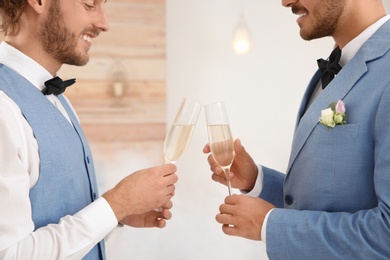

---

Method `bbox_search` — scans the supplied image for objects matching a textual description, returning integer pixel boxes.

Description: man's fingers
[221,224,240,237]
[161,200,173,210]
[203,143,211,153]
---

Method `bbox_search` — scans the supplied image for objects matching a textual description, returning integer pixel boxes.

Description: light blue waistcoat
[0,64,105,259]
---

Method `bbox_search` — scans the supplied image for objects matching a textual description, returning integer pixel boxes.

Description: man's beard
[39,0,89,66]
[298,0,345,41]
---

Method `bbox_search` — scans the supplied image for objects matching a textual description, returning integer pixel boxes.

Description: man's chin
[64,56,89,66]
[299,31,326,41]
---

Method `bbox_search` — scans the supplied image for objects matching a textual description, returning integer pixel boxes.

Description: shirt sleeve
[261,209,273,243]
[0,92,37,251]
[0,198,118,260]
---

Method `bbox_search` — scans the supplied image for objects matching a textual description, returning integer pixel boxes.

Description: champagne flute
[205,102,235,195]
[164,98,201,163]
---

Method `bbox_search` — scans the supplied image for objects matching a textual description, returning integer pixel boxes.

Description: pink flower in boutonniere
[319,100,347,128]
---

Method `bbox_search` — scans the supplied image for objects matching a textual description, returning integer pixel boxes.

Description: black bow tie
[42,76,76,95]
[317,47,342,89]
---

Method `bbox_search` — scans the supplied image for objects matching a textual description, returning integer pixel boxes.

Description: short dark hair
[0,0,27,35]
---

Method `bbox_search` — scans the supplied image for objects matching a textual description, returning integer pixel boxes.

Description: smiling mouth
[81,34,94,44]
[292,5,308,19]
[297,12,308,18]
[294,10,308,25]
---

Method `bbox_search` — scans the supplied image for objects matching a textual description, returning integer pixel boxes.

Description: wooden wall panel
[59,58,165,80]
[0,0,166,142]
[69,0,166,142]
[66,80,165,99]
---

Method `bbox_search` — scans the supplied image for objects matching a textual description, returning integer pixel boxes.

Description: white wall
[164,1,390,260]
[167,0,333,259]
[165,1,333,259]
[106,1,390,259]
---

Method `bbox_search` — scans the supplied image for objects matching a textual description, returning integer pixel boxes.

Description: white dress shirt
[0,41,118,259]
[247,15,390,243]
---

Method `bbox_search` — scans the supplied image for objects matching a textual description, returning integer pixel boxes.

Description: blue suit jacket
[260,20,390,259]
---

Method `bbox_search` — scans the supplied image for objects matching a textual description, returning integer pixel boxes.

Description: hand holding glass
[205,102,235,195]
[164,98,201,163]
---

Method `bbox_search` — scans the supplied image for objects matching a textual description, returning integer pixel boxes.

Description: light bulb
[113,81,125,97]
[232,13,253,55]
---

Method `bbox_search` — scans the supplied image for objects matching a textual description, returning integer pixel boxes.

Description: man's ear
[26,0,46,14]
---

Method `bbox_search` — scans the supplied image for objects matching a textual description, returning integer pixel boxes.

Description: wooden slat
[106,2,165,24]
[110,0,165,5]
[81,122,165,142]
[58,57,165,80]
[95,23,165,48]
[72,98,165,123]
[65,80,165,99]
[89,45,164,59]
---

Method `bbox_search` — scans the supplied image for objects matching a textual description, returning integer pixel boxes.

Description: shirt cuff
[73,197,118,242]
[240,164,264,197]
[261,208,273,243]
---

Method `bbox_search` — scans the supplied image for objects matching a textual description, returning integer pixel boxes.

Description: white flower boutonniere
[319,100,347,128]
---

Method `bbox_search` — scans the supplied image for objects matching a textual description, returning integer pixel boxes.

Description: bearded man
[0,1,178,259]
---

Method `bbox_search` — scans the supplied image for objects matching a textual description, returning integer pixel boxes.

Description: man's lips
[81,34,93,45]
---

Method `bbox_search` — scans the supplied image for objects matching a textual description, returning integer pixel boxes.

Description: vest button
[86,156,90,163]
[285,194,294,205]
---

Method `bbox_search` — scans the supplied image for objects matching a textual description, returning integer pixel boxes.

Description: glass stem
[224,168,232,195]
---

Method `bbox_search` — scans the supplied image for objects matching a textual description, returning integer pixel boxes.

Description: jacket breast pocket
[314,122,359,140]
[308,123,367,175]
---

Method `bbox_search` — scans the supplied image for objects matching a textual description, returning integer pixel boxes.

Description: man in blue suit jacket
[205,0,390,259]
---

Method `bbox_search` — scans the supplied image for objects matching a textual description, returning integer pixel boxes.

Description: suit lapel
[287,20,390,173]
[294,70,321,130]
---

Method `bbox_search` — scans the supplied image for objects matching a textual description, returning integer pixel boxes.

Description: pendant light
[232,2,253,55]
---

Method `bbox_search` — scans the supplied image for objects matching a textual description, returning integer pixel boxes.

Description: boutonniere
[319,100,347,128]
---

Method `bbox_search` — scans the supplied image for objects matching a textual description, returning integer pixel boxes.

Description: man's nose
[281,0,298,8]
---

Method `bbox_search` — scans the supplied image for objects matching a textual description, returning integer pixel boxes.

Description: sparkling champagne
[164,124,195,163]
[207,124,234,168]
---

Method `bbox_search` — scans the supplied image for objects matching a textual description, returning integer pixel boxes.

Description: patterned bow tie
[317,47,342,89]
[42,76,76,95]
